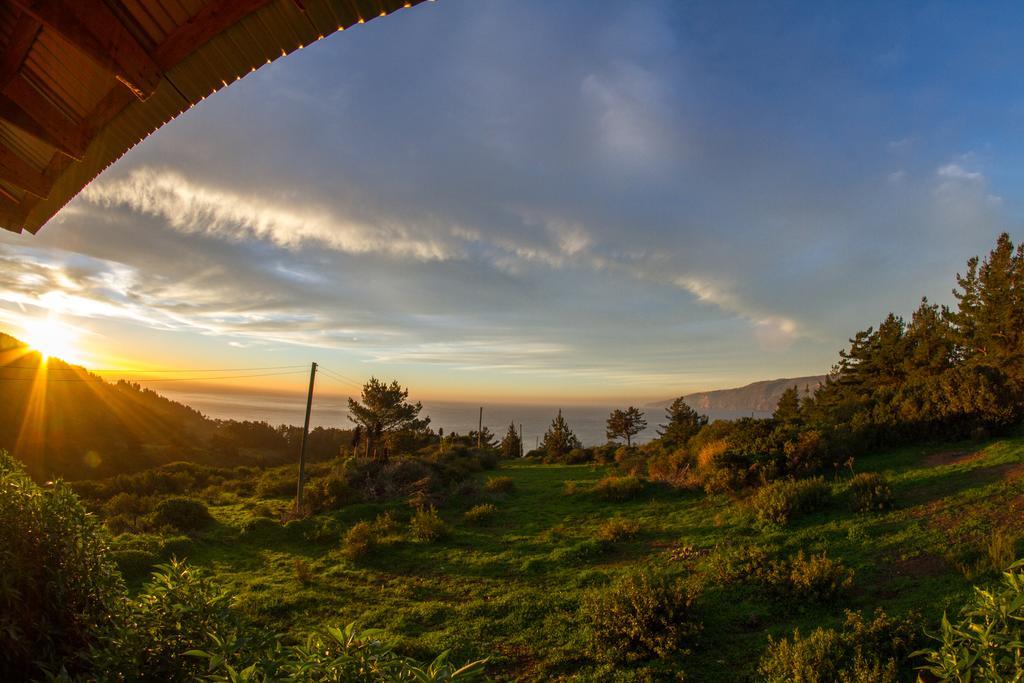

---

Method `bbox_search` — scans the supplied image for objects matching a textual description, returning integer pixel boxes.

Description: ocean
[158,388,769,448]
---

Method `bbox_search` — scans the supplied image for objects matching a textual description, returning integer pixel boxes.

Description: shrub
[752,477,830,526]
[342,521,378,560]
[111,548,158,580]
[760,609,920,683]
[696,439,730,472]
[240,515,278,536]
[584,567,702,663]
[410,506,450,542]
[303,472,350,513]
[104,492,155,529]
[464,503,498,525]
[593,475,644,502]
[770,551,854,602]
[597,517,641,543]
[255,468,297,498]
[849,472,893,512]
[647,450,702,490]
[563,480,581,496]
[702,466,745,495]
[783,429,827,475]
[88,561,250,680]
[483,476,515,494]
[550,539,608,565]
[0,453,125,679]
[916,559,1024,680]
[160,535,194,560]
[374,510,399,534]
[151,497,213,532]
[707,544,773,585]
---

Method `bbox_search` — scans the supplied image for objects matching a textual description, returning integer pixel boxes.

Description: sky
[0,0,1022,404]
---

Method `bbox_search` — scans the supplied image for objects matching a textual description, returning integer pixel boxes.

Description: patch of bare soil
[892,553,950,579]
[870,553,951,599]
[922,449,985,467]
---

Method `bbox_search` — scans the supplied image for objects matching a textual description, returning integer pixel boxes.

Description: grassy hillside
[99,435,1024,681]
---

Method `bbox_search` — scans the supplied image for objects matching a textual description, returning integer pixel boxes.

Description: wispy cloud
[83,168,457,262]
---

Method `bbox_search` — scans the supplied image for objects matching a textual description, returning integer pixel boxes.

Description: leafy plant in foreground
[915,558,1024,681]
[0,452,124,680]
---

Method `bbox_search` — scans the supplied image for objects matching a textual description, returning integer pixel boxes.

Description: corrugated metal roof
[0,0,428,234]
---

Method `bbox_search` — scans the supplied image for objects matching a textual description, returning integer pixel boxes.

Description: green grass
[124,437,1024,681]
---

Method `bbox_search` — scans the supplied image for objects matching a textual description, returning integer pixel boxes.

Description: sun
[21,316,82,363]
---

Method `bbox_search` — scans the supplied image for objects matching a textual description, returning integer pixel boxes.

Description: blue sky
[0,0,1021,403]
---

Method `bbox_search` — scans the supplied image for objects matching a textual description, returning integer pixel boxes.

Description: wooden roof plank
[0,14,40,86]
[0,89,84,159]
[155,0,277,69]
[3,75,86,157]
[12,0,163,98]
[0,144,51,197]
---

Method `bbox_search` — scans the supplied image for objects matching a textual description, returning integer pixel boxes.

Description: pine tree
[606,407,647,447]
[540,410,581,459]
[500,422,521,459]
[657,398,708,450]
[773,386,801,424]
[951,233,1024,383]
[347,378,428,459]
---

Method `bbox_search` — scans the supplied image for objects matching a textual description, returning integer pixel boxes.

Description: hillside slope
[650,374,827,413]
[0,332,217,480]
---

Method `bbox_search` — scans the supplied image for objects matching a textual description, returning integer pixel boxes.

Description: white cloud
[82,168,457,262]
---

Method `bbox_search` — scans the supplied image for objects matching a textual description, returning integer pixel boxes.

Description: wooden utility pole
[518,423,523,458]
[295,361,317,514]
[477,406,483,448]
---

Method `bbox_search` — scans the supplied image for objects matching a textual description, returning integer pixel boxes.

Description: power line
[0,369,308,383]
[0,364,308,373]
[317,366,363,389]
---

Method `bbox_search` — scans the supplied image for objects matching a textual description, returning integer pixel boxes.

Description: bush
[916,559,1024,680]
[303,472,350,513]
[584,567,702,663]
[702,466,745,495]
[88,560,251,680]
[770,551,854,602]
[374,510,399,534]
[0,453,125,679]
[707,544,773,585]
[760,609,920,683]
[483,476,515,494]
[240,515,278,536]
[111,548,158,580]
[410,506,450,542]
[464,503,498,525]
[256,468,298,498]
[343,521,378,560]
[593,475,644,502]
[752,477,830,526]
[848,472,893,512]
[151,497,213,532]
[597,517,641,542]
